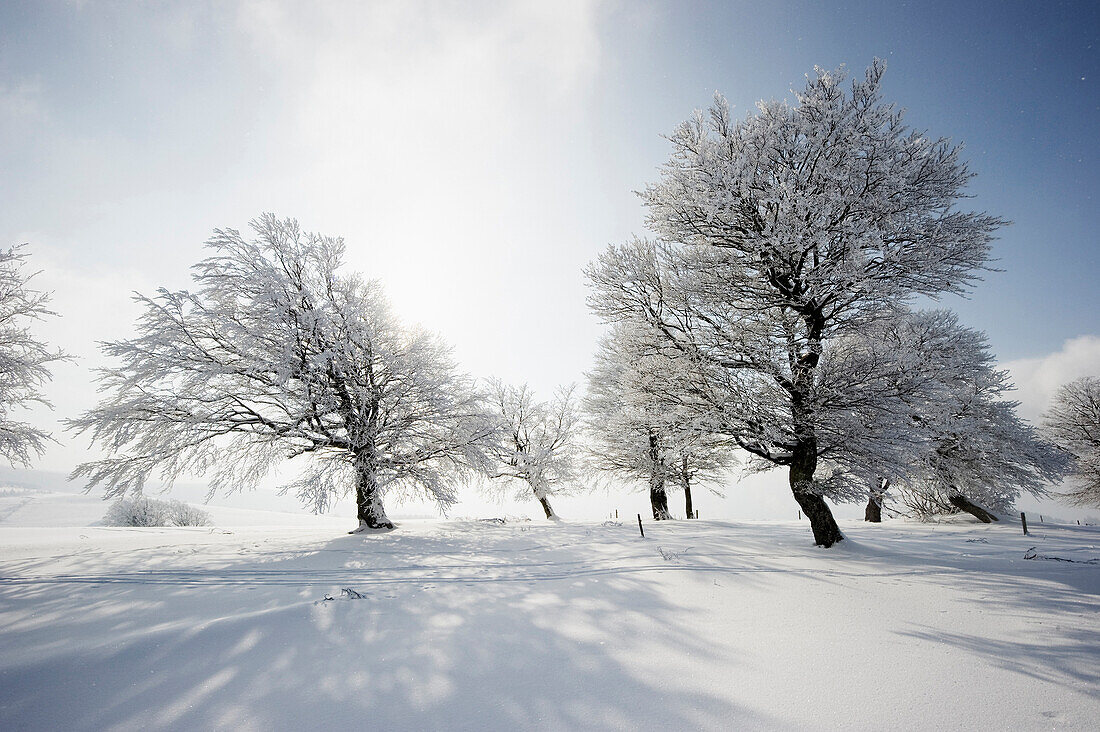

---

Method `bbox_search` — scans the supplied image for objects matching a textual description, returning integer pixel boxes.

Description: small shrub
[103,496,212,527]
[165,500,213,527]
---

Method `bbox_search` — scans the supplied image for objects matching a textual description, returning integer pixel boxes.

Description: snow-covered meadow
[1,486,1097,730]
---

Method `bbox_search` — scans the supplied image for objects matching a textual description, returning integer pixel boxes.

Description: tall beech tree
[589,62,1002,546]
[864,310,1067,522]
[584,321,728,520]
[69,215,495,531]
[584,325,675,520]
[486,380,581,520]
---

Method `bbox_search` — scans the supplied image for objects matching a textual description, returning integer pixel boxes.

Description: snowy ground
[1,488,1098,730]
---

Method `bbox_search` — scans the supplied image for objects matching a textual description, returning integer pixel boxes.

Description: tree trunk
[789,441,843,547]
[526,477,560,521]
[536,493,559,521]
[532,484,563,519]
[947,494,999,523]
[864,495,882,523]
[650,479,671,520]
[351,454,394,531]
[682,455,694,518]
[648,431,671,520]
[791,489,843,547]
[785,324,842,547]
[865,478,888,523]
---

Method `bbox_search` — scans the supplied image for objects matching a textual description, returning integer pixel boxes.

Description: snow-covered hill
[1,509,1097,730]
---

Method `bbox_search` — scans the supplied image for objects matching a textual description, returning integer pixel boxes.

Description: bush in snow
[103,496,211,527]
[165,499,213,526]
[859,309,1067,523]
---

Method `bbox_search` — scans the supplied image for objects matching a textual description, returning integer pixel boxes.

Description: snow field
[1,510,1098,731]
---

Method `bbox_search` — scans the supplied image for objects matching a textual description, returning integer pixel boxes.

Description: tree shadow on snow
[835,521,1100,700]
[0,521,776,730]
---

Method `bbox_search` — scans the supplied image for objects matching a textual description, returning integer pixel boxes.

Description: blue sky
[1,1,1098,518]
[596,0,1099,360]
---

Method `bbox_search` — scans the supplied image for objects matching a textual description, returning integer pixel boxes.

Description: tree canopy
[0,245,66,466]
[589,61,1004,545]
[1044,376,1100,507]
[486,380,581,520]
[69,215,495,529]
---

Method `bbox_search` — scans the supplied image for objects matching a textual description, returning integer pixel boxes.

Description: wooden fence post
[637,514,645,538]
[1021,512,1029,535]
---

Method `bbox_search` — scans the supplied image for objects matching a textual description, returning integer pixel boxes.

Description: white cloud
[1004,335,1100,423]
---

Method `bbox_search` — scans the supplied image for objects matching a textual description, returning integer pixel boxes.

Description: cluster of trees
[583,320,733,520]
[585,62,1074,545]
[3,62,1099,545]
[102,495,212,528]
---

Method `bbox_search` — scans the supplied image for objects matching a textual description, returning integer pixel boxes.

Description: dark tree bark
[649,431,672,520]
[650,480,671,520]
[864,496,882,523]
[865,478,888,523]
[787,355,844,547]
[681,455,695,518]
[352,456,395,531]
[789,441,844,547]
[536,494,558,520]
[948,493,999,523]
[791,486,843,547]
[778,314,843,547]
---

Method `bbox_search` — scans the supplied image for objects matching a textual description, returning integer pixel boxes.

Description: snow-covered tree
[667,436,734,519]
[873,310,1067,521]
[589,61,1003,546]
[584,319,729,520]
[102,496,212,527]
[584,324,676,519]
[0,245,66,466]
[1043,376,1100,507]
[69,214,495,531]
[485,380,581,520]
